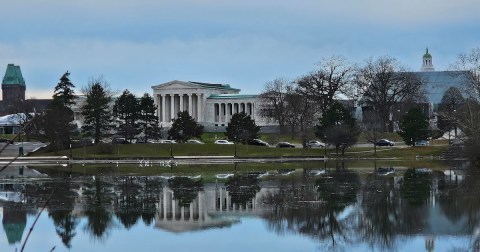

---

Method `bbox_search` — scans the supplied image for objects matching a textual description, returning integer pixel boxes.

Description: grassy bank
[34,158,451,182]
[32,141,449,160]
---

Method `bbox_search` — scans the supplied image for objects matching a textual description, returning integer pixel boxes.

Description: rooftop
[207,94,258,99]
[2,64,25,86]
[414,71,471,104]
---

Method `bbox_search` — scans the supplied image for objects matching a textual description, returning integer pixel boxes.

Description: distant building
[151,80,269,131]
[421,48,435,72]
[0,64,51,116]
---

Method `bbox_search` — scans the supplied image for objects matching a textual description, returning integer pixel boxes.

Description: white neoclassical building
[152,80,267,130]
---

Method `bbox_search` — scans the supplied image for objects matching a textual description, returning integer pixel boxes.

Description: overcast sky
[1,0,479,99]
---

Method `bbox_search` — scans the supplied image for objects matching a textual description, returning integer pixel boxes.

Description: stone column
[188,93,193,116]
[180,94,184,112]
[251,103,255,119]
[197,93,202,122]
[170,94,175,120]
[161,94,166,122]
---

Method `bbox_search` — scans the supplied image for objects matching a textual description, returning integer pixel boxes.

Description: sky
[1,0,480,99]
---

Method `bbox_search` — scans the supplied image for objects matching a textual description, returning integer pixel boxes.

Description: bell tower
[421,48,435,72]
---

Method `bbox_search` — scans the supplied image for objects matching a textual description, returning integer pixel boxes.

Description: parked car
[415,140,429,146]
[159,139,177,144]
[187,139,205,144]
[214,139,234,145]
[375,139,395,146]
[112,137,128,144]
[248,139,269,146]
[305,140,325,148]
[276,142,295,148]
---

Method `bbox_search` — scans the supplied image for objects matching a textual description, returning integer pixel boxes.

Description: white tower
[421,48,435,72]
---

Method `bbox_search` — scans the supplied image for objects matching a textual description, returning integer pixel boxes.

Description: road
[0,141,47,157]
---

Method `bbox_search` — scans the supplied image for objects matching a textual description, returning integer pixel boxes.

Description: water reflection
[1,162,480,251]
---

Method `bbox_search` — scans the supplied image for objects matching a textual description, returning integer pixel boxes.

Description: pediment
[152,80,197,91]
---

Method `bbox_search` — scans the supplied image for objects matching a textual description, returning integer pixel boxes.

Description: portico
[155,93,203,123]
[152,80,267,129]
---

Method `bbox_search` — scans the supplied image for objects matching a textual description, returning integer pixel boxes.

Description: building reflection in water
[0,162,480,251]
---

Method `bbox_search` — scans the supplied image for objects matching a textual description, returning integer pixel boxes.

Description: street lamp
[453,109,457,139]
[234,135,237,158]
[324,134,327,159]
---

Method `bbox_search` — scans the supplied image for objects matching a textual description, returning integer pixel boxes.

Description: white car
[306,140,325,148]
[214,139,234,145]
[187,139,205,144]
[159,139,177,144]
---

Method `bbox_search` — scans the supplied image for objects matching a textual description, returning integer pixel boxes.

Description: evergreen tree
[168,111,204,142]
[52,71,77,107]
[114,90,139,142]
[225,112,261,144]
[139,93,159,141]
[315,102,360,154]
[81,80,112,144]
[398,107,430,146]
[43,71,77,151]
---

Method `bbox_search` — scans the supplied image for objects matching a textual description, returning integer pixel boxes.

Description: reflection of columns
[170,94,175,120]
[163,189,167,220]
[226,191,230,212]
[189,203,193,221]
[219,188,223,210]
[161,94,166,122]
[172,198,176,219]
[198,192,203,221]
[188,94,193,116]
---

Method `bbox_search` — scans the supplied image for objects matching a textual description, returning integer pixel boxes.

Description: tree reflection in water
[261,162,360,250]
[168,177,203,207]
[47,179,80,249]
[83,177,115,240]
[360,169,400,250]
[4,162,480,251]
[225,174,260,207]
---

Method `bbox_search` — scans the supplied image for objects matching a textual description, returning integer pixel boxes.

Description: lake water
[0,161,478,252]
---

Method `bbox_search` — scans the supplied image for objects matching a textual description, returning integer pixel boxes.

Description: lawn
[32,140,449,160]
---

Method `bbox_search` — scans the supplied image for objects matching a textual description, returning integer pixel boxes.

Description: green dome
[423,48,432,58]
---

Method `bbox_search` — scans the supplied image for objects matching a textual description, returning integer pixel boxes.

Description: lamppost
[234,135,237,158]
[453,109,457,139]
[324,134,327,159]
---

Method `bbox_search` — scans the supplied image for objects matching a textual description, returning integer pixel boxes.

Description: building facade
[152,80,267,131]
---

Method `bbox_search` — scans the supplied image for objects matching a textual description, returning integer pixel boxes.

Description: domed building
[421,48,435,72]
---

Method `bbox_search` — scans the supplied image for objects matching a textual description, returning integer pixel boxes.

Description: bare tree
[361,111,384,157]
[450,47,480,100]
[296,55,355,116]
[437,87,465,139]
[354,56,425,132]
[449,47,480,162]
[284,90,316,146]
[259,78,292,133]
